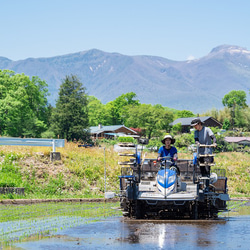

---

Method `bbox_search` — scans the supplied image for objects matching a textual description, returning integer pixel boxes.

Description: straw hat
[161,134,175,144]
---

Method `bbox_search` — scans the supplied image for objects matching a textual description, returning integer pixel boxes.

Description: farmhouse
[224,137,250,147]
[170,116,222,132]
[89,124,138,139]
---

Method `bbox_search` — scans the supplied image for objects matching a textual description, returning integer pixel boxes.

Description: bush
[146,138,162,151]
[174,133,194,148]
[118,136,135,143]
[41,130,56,138]
[171,123,182,135]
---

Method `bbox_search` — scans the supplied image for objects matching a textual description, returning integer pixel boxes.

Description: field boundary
[0,197,249,205]
[0,198,119,205]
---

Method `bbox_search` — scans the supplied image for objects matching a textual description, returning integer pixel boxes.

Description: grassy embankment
[0,142,249,199]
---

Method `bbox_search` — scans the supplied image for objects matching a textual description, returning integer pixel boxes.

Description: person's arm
[211,134,217,146]
[173,153,178,161]
[208,127,216,145]
[157,153,161,161]
[173,147,178,161]
[157,147,162,161]
[194,130,200,145]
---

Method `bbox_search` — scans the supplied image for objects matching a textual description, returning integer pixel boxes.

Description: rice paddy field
[0,142,249,248]
[0,201,121,248]
[1,201,250,249]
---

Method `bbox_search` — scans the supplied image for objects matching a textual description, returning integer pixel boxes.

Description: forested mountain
[0,45,249,113]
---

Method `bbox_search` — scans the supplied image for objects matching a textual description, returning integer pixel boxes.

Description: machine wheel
[129,200,145,219]
[190,202,198,219]
[135,200,145,219]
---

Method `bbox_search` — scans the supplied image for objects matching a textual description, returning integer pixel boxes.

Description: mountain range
[0,44,250,114]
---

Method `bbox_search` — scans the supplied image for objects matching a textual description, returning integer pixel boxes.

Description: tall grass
[215,152,250,197]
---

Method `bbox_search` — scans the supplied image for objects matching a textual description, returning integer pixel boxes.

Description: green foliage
[222,90,248,129]
[41,129,56,138]
[104,92,140,125]
[171,123,182,135]
[125,104,174,139]
[87,92,140,126]
[222,118,231,130]
[0,153,23,188]
[224,142,239,152]
[118,136,135,143]
[234,106,250,130]
[87,96,106,126]
[202,108,221,121]
[98,138,119,146]
[0,70,50,137]
[146,138,162,151]
[176,110,195,118]
[51,75,90,141]
[222,90,247,109]
[42,173,65,195]
[174,133,194,148]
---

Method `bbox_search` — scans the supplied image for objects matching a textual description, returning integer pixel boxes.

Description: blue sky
[1,0,250,61]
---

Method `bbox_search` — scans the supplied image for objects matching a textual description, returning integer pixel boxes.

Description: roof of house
[89,125,137,135]
[170,116,222,126]
[224,137,250,143]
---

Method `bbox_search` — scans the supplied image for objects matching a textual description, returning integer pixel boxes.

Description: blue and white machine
[118,144,230,220]
[157,168,177,196]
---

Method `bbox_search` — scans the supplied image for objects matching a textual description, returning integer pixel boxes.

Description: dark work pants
[199,156,214,177]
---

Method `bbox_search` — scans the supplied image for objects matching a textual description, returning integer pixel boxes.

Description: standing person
[191,118,216,176]
[158,135,178,162]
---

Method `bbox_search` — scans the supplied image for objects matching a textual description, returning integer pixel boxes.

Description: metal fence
[0,137,65,152]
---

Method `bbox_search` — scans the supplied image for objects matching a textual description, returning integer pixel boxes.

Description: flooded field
[1,200,250,249]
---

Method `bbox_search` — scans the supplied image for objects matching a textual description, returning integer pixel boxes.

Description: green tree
[125,104,173,139]
[244,107,250,131]
[0,70,50,137]
[203,108,220,121]
[171,123,182,135]
[51,75,89,141]
[176,110,195,118]
[222,90,247,108]
[105,92,140,125]
[222,90,247,128]
[88,96,106,126]
[222,118,230,130]
[234,106,250,131]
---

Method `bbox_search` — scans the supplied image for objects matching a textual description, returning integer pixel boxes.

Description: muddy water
[12,204,250,250]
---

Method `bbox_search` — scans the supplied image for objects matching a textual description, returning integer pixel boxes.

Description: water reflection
[122,220,226,249]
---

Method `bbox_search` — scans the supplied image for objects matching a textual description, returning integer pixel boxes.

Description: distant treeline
[0,70,250,141]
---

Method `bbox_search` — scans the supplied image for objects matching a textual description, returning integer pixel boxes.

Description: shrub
[146,138,161,151]
[174,133,194,148]
[118,136,135,143]
[41,130,56,138]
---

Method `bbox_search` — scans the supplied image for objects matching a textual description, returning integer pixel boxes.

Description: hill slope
[0,45,250,113]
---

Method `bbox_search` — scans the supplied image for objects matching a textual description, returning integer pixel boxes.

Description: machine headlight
[168,174,176,184]
[158,175,165,185]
